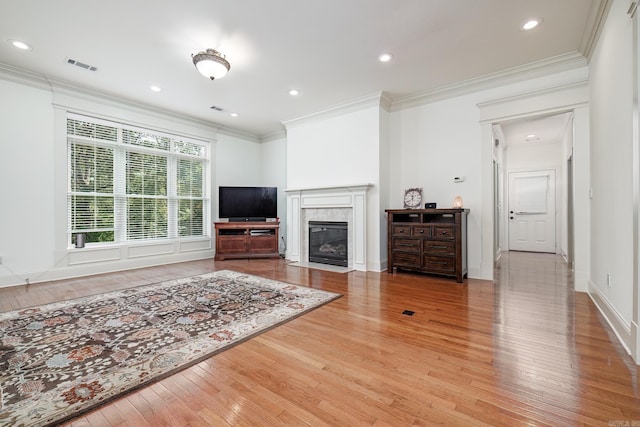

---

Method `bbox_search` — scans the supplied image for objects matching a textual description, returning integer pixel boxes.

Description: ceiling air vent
[66,58,98,72]
[210,105,224,112]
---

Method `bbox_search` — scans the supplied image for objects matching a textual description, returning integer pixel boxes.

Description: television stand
[214,222,280,260]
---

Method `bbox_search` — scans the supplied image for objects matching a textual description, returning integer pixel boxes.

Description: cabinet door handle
[419,229,424,234]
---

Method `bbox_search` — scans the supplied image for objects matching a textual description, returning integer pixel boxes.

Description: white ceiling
[0,0,605,138]
[500,112,573,146]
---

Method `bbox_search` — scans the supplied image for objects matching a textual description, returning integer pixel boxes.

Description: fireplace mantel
[284,184,372,271]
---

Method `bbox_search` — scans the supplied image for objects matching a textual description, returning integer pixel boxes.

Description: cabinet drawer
[411,225,431,238]
[423,240,455,256]
[392,224,412,237]
[423,256,455,273]
[432,225,455,240]
[393,252,421,266]
[392,238,420,251]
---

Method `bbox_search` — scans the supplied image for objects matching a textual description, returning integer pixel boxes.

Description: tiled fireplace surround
[284,184,371,271]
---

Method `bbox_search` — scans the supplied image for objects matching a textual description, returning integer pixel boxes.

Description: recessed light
[288,89,300,96]
[526,134,537,139]
[230,112,238,117]
[522,18,542,31]
[150,85,162,92]
[8,39,32,51]
[378,53,393,63]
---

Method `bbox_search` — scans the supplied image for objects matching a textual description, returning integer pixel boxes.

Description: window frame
[67,113,210,247]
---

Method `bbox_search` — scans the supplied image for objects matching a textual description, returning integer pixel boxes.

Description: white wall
[506,142,563,170]
[260,135,288,251]
[588,0,636,356]
[0,79,55,285]
[0,73,264,287]
[286,106,380,189]
[285,99,384,270]
[390,96,483,277]
[378,106,391,269]
[214,131,287,251]
[215,132,262,189]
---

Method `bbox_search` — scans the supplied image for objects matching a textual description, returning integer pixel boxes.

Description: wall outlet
[606,273,611,288]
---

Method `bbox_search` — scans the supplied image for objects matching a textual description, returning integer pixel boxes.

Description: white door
[508,170,556,253]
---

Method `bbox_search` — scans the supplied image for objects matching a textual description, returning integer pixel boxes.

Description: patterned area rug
[0,270,340,427]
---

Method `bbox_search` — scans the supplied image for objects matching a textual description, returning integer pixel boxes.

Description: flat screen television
[218,186,277,221]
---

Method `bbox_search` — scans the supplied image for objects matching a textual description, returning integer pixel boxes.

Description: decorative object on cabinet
[386,208,469,283]
[403,187,423,209]
[452,195,464,208]
[214,222,280,260]
[425,202,437,209]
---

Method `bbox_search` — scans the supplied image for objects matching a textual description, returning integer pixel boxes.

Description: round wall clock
[403,187,423,209]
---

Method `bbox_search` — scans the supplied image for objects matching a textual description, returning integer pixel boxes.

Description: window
[67,114,208,246]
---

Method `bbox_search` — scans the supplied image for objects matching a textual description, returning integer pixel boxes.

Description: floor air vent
[66,58,98,72]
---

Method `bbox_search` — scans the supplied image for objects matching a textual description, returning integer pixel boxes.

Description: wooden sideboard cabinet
[386,208,469,283]
[214,222,280,260]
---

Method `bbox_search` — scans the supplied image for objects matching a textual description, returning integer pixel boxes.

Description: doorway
[494,111,573,258]
[508,169,556,253]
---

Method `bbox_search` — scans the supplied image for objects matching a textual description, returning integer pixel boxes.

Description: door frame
[477,81,589,285]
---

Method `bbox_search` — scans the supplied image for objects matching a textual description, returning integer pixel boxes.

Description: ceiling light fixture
[288,89,300,96]
[8,39,32,50]
[192,48,230,80]
[150,85,162,92]
[378,53,393,63]
[522,18,542,31]
[230,112,239,117]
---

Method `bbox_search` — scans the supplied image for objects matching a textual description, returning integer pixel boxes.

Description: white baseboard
[588,280,633,357]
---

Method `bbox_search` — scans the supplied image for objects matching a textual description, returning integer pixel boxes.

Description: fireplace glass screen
[308,221,348,267]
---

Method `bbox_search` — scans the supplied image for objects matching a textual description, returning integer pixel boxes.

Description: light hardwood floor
[1,252,639,426]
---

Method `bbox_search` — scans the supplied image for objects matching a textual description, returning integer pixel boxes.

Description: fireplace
[284,184,371,271]
[308,221,348,267]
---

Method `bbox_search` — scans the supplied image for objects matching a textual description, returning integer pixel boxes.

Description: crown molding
[477,80,588,125]
[580,0,614,60]
[216,126,261,143]
[379,92,393,112]
[0,62,268,143]
[282,91,388,129]
[476,80,588,109]
[390,52,588,112]
[260,130,287,143]
[0,63,53,91]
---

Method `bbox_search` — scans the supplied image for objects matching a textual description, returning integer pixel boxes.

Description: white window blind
[67,114,208,246]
